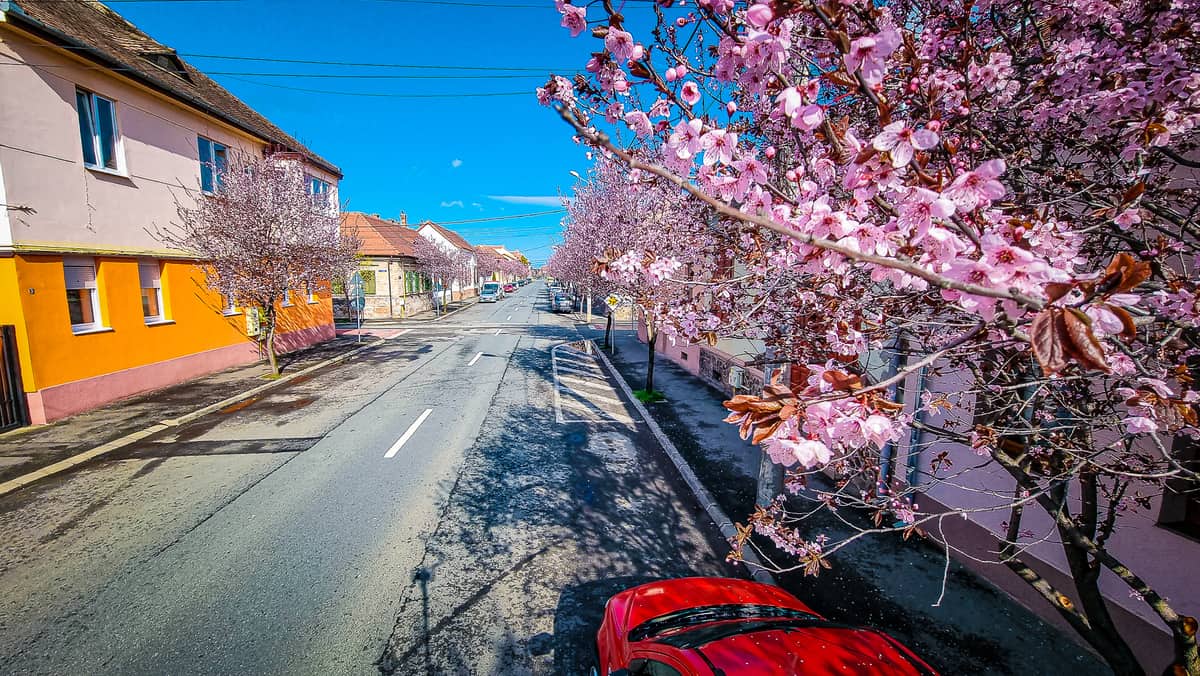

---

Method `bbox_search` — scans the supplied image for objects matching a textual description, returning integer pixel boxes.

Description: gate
[0,325,29,432]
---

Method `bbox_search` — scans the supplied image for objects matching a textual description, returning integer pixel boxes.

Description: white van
[481,281,502,302]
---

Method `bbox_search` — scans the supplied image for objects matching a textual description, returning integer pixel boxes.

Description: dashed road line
[467,352,483,367]
[384,409,433,458]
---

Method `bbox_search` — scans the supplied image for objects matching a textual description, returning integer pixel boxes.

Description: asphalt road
[0,281,732,675]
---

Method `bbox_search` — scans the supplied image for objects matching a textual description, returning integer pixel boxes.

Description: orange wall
[10,254,332,392]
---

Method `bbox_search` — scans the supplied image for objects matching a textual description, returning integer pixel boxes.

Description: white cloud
[440,200,464,208]
[451,159,463,168]
[471,202,483,210]
[487,195,563,207]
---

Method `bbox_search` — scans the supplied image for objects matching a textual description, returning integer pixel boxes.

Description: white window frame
[198,136,227,194]
[281,288,293,307]
[305,281,319,304]
[138,260,166,324]
[307,175,334,212]
[220,294,240,316]
[63,257,104,333]
[75,88,124,174]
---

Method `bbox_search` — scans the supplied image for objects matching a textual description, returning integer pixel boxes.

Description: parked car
[480,281,501,302]
[503,283,516,293]
[594,577,937,675]
[551,293,572,313]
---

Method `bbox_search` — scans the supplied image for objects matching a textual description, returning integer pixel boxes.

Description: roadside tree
[545,0,1200,672]
[164,153,358,376]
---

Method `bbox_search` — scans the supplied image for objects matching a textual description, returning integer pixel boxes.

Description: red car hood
[686,623,933,675]
[610,578,816,638]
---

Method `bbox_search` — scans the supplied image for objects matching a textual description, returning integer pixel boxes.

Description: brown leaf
[1106,304,1138,341]
[751,418,784,445]
[1121,182,1145,205]
[822,370,863,391]
[1031,308,1070,376]
[1104,253,1151,294]
[1044,282,1075,303]
[1063,308,1111,372]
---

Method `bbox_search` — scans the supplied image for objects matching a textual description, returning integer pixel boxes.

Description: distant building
[416,222,477,301]
[337,212,433,320]
[0,0,340,425]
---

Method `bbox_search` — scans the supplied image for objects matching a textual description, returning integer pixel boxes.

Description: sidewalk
[0,336,378,486]
[590,327,1108,675]
[335,298,477,326]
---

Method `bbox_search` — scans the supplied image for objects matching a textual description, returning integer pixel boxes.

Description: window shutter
[64,263,97,290]
[138,261,161,288]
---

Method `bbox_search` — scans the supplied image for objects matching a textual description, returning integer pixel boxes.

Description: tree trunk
[646,320,657,393]
[263,302,279,377]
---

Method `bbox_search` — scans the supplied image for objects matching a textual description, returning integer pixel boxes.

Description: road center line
[468,352,483,366]
[494,328,502,335]
[506,315,512,321]
[384,408,433,458]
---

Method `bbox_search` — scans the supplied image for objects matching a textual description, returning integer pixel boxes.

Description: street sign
[348,271,366,312]
[605,294,630,309]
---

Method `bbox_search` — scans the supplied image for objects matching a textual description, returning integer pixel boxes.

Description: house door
[0,325,29,432]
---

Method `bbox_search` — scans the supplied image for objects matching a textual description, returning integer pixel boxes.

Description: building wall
[0,28,338,423]
[332,257,435,320]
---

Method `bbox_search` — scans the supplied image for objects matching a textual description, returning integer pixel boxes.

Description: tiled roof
[423,222,474,252]
[342,213,418,257]
[5,0,340,176]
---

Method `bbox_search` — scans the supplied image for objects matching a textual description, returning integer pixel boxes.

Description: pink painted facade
[0,3,341,426]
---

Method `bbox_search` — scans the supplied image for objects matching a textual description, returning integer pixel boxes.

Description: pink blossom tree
[164,152,358,376]
[545,0,1200,672]
[412,234,471,314]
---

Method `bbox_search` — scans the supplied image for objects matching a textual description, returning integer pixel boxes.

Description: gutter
[0,2,342,178]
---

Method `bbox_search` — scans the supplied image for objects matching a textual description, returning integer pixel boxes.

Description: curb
[0,336,390,497]
[590,340,776,586]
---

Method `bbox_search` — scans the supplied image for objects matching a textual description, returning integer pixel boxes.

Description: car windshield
[483,283,500,292]
[629,604,821,643]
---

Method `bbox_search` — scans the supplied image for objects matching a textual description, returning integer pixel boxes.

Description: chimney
[400,211,408,225]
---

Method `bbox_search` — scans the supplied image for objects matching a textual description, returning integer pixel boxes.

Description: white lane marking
[559,397,635,424]
[494,328,502,335]
[506,315,512,321]
[384,409,433,458]
[396,328,412,336]
[559,384,624,405]
[468,351,483,366]
[555,355,603,371]
[556,364,605,379]
[559,374,617,391]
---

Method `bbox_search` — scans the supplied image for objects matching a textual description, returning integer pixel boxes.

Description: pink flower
[775,87,824,130]
[668,119,704,159]
[559,3,587,37]
[1114,208,1141,230]
[1124,416,1158,434]
[746,3,773,28]
[872,121,939,167]
[844,27,902,86]
[944,159,1007,211]
[897,187,956,241]
[701,129,737,166]
[605,28,636,62]
[624,110,653,137]
[680,80,701,106]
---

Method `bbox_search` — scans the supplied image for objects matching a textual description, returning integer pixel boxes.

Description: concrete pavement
[0,281,734,675]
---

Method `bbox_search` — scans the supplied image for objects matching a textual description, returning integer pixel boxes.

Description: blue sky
[114,0,599,265]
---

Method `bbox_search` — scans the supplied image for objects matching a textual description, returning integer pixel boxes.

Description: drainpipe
[387,260,396,319]
[878,336,905,489]
[904,365,929,488]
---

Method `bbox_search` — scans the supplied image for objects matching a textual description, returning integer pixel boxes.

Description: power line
[205,71,546,79]
[180,52,568,72]
[434,210,566,226]
[219,74,534,98]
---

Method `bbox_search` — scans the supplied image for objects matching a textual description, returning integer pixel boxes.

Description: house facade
[336,212,434,320]
[416,222,477,302]
[0,0,341,425]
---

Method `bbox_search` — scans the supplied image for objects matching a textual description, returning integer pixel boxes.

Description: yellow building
[0,1,340,426]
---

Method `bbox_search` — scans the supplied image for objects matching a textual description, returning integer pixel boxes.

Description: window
[198,136,227,193]
[63,259,102,332]
[359,269,377,295]
[220,294,239,315]
[76,89,120,172]
[281,289,293,307]
[139,260,164,323]
[305,282,319,304]
[307,175,331,208]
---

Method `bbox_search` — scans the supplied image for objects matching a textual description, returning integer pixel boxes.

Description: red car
[503,283,516,293]
[594,577,936,675]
